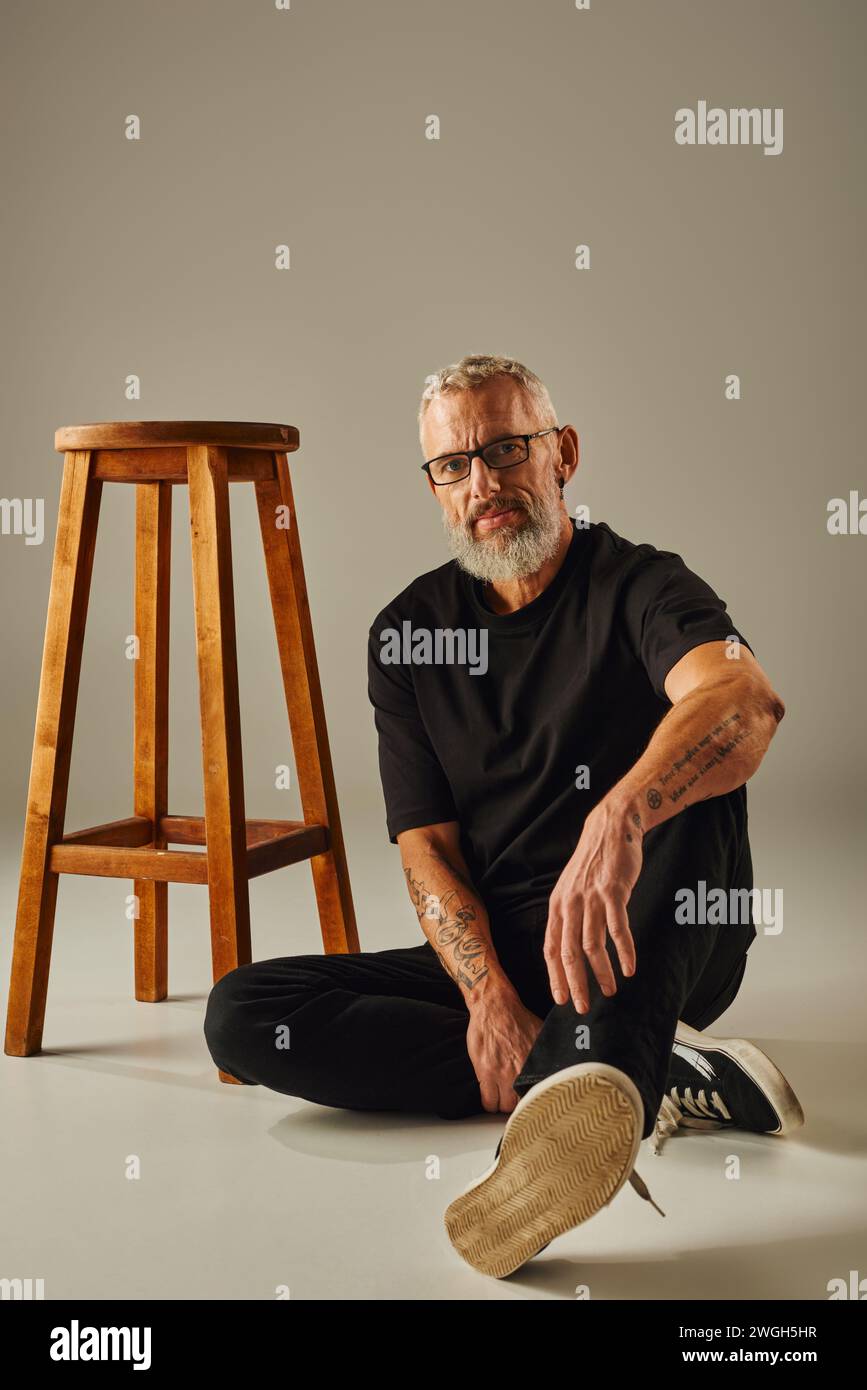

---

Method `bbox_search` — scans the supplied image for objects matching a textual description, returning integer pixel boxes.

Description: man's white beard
[441,471,565,583]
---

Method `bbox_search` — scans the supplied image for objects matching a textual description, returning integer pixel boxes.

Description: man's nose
[467,455,502,500]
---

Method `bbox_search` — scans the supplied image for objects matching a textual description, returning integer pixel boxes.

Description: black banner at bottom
[4,1296,861,1373]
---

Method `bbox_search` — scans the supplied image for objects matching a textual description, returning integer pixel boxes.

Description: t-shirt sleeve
[620,547,754,702]
[367,616,459,842]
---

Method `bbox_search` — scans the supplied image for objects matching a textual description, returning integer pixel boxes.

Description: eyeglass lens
[428,436,528,485]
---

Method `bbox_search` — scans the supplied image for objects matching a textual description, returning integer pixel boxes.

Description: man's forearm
[399,833,517,1010]
[604,671,785,836]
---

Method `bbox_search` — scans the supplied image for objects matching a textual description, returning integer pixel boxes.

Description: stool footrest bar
[50,843,208,884]
[48,816,330,883]
[60,816,153,847]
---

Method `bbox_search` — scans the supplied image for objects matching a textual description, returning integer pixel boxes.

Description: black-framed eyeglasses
[421,428,560,486]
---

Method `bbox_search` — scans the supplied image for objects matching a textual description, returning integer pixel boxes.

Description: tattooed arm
[397,822,545,1112]
[616,641,785,831]
[545,642,785,1013]
[397,822,503,1001]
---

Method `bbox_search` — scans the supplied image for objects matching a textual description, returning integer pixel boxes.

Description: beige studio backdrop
[0,0,865,1299]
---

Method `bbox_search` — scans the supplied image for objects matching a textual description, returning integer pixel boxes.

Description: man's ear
[558,425,580,487]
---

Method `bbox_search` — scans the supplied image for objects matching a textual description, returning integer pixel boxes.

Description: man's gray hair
[418,354,559,439]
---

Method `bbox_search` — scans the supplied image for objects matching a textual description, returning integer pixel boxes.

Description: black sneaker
[444,1062,664,1279]
[652,1021,805,1154]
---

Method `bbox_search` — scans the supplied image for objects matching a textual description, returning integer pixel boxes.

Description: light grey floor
[1,803,864,1301]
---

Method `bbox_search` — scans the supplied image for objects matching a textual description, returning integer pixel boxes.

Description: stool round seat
[55,420,299,453]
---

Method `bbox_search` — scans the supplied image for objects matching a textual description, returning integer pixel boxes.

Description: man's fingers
[500,1085,519,1114]
[480,1074,520,1114]
[606,897,636,977]
[543,915,571,1006]
[560,921,592,1014]
[479,1077,500,1114]
[546,882,637,1016]
[582,898,618,997]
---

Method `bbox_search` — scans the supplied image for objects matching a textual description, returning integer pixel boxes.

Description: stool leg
[133,482,171,1001]
[5,452,102,1056]
[255,453,359,954]
[187,446,251,1085]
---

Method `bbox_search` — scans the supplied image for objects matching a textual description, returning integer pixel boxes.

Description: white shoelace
[650,1085,733,1155]
[628,1168,666,1216]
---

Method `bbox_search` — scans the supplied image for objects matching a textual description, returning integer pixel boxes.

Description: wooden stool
[4,421,359,1080]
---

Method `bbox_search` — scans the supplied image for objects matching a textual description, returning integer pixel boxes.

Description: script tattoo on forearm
[646,712,752,808]
[403,867,489,989]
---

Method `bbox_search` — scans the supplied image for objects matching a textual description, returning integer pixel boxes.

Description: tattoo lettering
[403,867,489,989]
[655,712,753,806]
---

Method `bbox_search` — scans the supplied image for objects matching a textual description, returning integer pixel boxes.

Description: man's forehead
[422,390,535,453]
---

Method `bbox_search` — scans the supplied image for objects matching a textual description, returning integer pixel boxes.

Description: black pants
[204,795,757,1139]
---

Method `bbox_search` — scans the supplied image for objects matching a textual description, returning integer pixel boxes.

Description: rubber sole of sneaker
[444,1062,644,1279]
[675,1022,805,1135]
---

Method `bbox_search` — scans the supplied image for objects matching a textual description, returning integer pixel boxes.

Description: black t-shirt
[367,519,752,928]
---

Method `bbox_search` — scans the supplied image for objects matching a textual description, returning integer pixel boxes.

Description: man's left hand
[544,798,641,1013]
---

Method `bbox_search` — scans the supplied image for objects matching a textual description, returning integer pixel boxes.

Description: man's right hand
[465,984,545,1114]
[395,824,544,1112]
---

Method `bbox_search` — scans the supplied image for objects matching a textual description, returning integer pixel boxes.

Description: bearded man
[204,354,803,1279]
